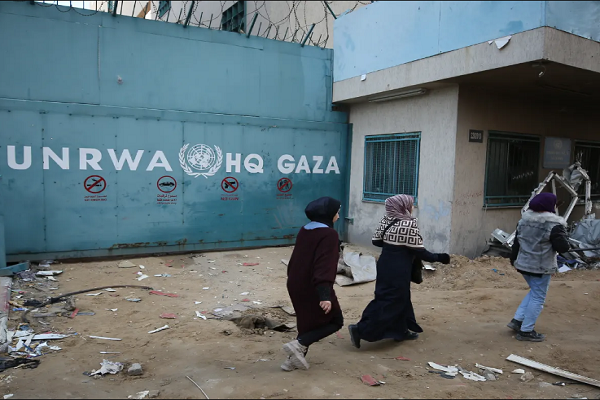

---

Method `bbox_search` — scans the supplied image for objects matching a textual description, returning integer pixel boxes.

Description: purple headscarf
[385,194,415,220]
[529,192,557,213]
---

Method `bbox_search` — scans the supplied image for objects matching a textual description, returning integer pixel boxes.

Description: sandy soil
[2,246,600,400]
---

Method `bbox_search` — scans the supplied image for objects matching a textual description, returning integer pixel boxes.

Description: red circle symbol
[221,177,239,193]
[277,178,293,193]
[157,176,177,193]
[84,175,106,194]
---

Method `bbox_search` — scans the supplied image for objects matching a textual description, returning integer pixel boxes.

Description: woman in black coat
[348,194,450,348]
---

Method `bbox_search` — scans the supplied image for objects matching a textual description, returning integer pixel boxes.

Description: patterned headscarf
[385,194,415,220]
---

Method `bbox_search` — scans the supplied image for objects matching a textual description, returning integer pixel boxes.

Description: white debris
[460,370,487,382]
[428,362,459,376]
[104,288,117,292]
[137,273,149,281]
[106,308,118,312]
[35,270,63,276]
[118,260,136,268]
[423,264,436,271]
[89,336,122,341]
[4,395,14,399]
[86,292,103,296]
[281,259,289,266]
[91,359,124,376]
[128,391,150,400]
[202,287,210,290]
[32,334,69,340]
[476,363,503,374]
[139,265,145,269]
[148,325,169,334]
[194,301,202,305]
[252,301,262,305]
[512,369,526,374]
[47,276,58,282]
[240,292,250,296]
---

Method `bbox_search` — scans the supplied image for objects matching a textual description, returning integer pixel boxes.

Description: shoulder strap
[381,218,399,237]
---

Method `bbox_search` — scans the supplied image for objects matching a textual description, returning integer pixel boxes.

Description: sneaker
[280,356,295,372]
[282,340,309,370]
[348,324,361,349]
[516,330,546,342]
[507,319,523,332]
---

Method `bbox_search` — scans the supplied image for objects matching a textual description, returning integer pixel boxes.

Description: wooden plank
[506,354,600,388]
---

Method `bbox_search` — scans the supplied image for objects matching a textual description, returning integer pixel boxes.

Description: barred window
[574,141,600,199]
[221,1,246,32]
[363,133,420,203]
[485,131,540,206]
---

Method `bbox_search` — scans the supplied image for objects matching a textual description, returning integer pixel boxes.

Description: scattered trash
[203,287,210,290]
[428,362,458,377]
[243,263,259,266]
[512,369,526,374]
[335,248,377,286]
[32,333,70,340]
[4,395,14,399]
[139,265,146,269]
[423,264,436,271]
[12,308,27,312]
[395,356,410,361]
[118,260,137,268]
[159,313,177,319]
[360,374,384,386]
[100,352,121,354]
[154,274,171,278]
[224,367,235,370]
[240,292,250,296]
[86,292,103,296]
[137,273,149,281]
[35,270,63,276]
[195,311,207,320]
[558,265,572,273]
[0,358,40,372]
[39,260,54,268]
[127,363,144,376]
[149,291,179,298]
[194,301,202,304]
[69,308,80,319]
[491,268,505,275]
[90,359,124,376]
[127,298,142,302]
[107,308,118,312]
[148,325,169,334]
[104,288,117,292]
[520,372,535,382]
[281,259,289,266]
[128,391,149,400]
[252,301,262,305]
[47,276,58,282]
[89,336,122,341]
[460,370,487,382]
[186,375,210,399]
[507,354,600,388]
[476,363,503,374]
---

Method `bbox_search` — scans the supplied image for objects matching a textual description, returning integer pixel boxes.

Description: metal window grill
[574,141,600,199]
[484,132,541,206]
[363,133,421,203]
[220,1,246,33]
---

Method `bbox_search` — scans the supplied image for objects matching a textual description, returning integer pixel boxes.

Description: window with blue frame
[574,140,600,200]
[484,131,540,207]
[363,133,420,202]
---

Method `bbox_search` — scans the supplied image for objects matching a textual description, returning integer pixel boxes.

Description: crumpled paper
[91,359,124,376]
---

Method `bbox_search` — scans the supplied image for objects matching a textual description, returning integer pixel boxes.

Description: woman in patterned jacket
[348,194,450,348]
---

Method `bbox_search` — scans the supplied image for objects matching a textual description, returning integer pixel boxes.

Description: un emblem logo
[179,143,223,178]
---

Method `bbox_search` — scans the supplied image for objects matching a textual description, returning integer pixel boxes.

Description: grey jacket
[510,210,570,275]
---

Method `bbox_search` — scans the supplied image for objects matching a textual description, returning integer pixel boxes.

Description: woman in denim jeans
[508,192,570,342]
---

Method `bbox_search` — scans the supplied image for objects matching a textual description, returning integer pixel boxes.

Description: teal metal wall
[0,2,349,261]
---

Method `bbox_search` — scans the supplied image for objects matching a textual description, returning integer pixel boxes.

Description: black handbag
[411,257,423,285]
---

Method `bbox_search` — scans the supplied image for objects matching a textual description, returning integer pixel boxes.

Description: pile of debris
[486,162,600,270]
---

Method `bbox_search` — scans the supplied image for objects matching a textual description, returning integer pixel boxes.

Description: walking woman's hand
[320,301,332,314]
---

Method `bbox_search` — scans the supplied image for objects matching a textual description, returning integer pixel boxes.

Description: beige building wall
[346,86,459,253]
[93,1,367,47]
[451,87,600,258]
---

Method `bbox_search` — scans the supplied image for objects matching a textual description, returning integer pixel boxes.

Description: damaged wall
[451,87,600,258]
[0,2,349,261]
[346,86,458,253]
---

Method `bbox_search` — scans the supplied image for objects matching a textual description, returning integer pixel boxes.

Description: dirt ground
[2,245,600,400]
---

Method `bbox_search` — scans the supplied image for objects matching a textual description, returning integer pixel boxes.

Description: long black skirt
[356,245,423,342]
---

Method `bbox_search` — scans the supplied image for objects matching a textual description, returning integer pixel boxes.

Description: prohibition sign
[157,176,177,193]
[277,177,293,193]
[84,175,106,194]
[221,177,239,193]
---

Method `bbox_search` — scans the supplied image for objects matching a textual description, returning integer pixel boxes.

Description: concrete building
[333,1,600,258]
[91,1,368,47]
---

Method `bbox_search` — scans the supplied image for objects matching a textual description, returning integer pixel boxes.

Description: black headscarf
[304,196,341,228]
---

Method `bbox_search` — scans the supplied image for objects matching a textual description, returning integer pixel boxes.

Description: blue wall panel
[0,2,349,261]
[334,1,599,82]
